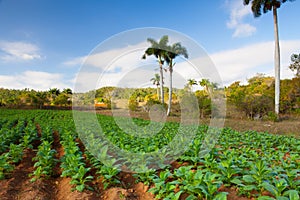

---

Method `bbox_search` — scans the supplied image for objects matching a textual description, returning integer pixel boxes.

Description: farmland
[0,109,299,200]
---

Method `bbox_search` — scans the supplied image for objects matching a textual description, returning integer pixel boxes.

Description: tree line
[1,72,299,120]
[0,88,72,108]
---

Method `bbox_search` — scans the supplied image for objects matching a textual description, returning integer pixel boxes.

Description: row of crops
[0,109,299,200]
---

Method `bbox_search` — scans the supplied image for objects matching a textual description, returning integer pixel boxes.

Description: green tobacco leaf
[243,185,257,191]
[185,194,197,200]
[283,190,300,200]
[243,175,255,183]
[76,184,85,192]
[70,179,79,185]
[230,178,244,186]
[213,192,228,200]
[257,196,275,200]
[262,182,278,197]
[169,191,183,200]
[85,175,94,180]
[276,197,289,200]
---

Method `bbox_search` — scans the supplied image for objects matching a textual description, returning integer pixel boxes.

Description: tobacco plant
[31,140,57,181]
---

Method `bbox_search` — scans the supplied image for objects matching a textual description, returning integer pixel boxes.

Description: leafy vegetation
[31,140,57,181]
[226,75,300,118]
[1,71,300,119]
[0,109,299,199]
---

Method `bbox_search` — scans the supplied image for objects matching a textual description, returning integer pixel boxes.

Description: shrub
[144,96,167,111]
[263,111,279,122]
[240,95,273,119]
[104,99,116,109]
[128,98,138,111]
[194,91,212,118]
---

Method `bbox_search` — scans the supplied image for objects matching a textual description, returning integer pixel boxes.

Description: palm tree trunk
[156,85,160,101]
[167,66,173,116]
[159,61,164,104]
[273,7,280,115]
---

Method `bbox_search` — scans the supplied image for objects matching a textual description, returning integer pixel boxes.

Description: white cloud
[63,56,86,66]
[69,39,300,92]
[0,71,70,91]
[0,41,42,62]
[174,40,300,87]
[226,0,256,38]
[73,67,158,92]
[68,42,161,92]
[232,24,256,38]
[212,40,300,84]
[64,42,149,68]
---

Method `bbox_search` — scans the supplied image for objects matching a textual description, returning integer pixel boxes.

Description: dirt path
[96,109,300,137]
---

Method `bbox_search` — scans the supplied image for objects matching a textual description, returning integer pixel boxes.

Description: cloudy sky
[0,0,299,91]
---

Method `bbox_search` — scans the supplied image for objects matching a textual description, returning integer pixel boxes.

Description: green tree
[49,88,60,96]
[34,91,49,109]
[289,53,300,77]
[187,78,197,92]
[62,88,73,95]
[54,93,70,106]
[48,88,60,104]
[226,74,276,118]
[244,0,293,115]
[165,41,188,116]
[150,73,161,100]
[199,79,217,95]
[143,35,169,104]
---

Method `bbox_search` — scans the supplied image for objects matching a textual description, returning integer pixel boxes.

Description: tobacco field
[0,109,299,200]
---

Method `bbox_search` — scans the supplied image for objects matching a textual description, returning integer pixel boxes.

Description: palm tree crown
[244,0,289,17]
[187,78,197,91]
[150,73,160,86]
[142,35,169,62]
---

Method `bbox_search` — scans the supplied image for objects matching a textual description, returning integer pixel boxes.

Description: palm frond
[147,38,158,46]
[246,0,292,18]
[158,35,169,47]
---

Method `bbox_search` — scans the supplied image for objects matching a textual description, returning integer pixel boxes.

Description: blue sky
[0,0,300,91]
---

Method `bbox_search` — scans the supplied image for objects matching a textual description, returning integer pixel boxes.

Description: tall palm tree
[165,42,188,116]
[187,78,197,92]
[244,0,293,115]
[150,73,161,100]
[199,79,211,95]
[143,35,169,104]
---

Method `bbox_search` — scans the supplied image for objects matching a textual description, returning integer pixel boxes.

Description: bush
[240,95,274,119]
[128,98,138,111]
[178,92,201,119]
[194,91,212,118]
[263,111,279,122]
[197,95,212,118]
[142,95,167,112]
[104,99,116,109]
